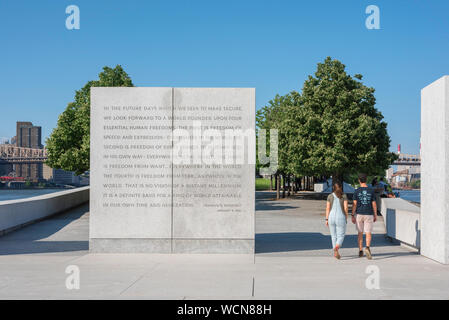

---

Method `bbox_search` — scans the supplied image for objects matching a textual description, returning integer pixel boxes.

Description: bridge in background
[392,153,420,166]
[0,144,47,164]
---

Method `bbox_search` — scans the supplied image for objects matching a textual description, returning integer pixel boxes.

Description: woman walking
[325,181,349,259]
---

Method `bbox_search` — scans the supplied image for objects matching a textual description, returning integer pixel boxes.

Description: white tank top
[330,193,345,218]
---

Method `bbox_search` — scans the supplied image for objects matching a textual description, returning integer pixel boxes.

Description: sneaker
[359,250,364,258]
[364,247,372,260]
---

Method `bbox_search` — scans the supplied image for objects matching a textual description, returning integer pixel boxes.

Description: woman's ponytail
[333,181,343,199]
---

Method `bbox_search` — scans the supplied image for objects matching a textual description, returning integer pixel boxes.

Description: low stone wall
[0,186,89,235]
[381,198,421,249]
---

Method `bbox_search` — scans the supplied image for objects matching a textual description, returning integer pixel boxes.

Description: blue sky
[1,0,448,155]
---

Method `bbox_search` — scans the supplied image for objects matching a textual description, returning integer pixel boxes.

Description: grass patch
[256,178,271,190]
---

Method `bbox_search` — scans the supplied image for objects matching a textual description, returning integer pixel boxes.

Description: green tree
[256,93,294,174]
[46,65,134,175]
[286,57,397,184]
[256,92,301,198]
[410,179,421,189]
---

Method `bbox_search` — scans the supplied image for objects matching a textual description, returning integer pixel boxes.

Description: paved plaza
[0,192,447,299]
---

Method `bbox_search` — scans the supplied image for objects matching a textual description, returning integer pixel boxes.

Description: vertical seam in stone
[251,277,255,297]
[171,87,174,253]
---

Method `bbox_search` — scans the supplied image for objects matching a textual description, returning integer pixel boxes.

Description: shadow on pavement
[256,201,299,211]
[255,232,414,254]
[0,204,89,255]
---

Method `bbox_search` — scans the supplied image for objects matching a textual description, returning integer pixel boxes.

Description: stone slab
[90,87,173,240]
[381,198,420,248]
[172,239,254,254]
[3,193,449,299]
[90,87,255,253]
[0,187,89,235]
[421,76,449,264]
[89,238,172,253]
[172,88,255,240]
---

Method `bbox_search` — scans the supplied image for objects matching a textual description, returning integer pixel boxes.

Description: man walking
[352,173,377,259]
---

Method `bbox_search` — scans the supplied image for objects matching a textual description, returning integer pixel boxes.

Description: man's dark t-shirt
[354,187,375,215]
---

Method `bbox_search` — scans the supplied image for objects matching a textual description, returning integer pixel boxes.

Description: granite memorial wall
[90,87,255,253]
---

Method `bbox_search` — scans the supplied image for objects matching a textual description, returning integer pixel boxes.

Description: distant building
[42,163,53,181]
[386,147,421,188]
[14,121,43,181]
[385,167,394,181]
[389,168,420,188]
[16,121,42,149]
[53,169,76,185]
[43,164,89,186]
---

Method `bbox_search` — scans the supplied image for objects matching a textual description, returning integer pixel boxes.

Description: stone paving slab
[0,193,447,299]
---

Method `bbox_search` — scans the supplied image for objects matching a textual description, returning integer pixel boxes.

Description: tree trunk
[332,173,344,187]
[295,177,300,192]
[270,175,273,191]
[293,176,297,193]
[282,174,286,198]
[276,174,280,200]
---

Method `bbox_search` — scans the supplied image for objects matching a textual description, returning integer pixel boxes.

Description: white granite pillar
[421,75,449,264]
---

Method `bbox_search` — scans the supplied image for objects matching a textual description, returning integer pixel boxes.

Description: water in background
[0,189,63,202]
[395,189,421,203]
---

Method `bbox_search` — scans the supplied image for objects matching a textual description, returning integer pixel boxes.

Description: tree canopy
[46,65,134,175]
[256,91,300,175]
[257,57,397,183]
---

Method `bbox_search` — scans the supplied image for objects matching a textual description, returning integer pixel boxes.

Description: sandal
[334,247,341,260]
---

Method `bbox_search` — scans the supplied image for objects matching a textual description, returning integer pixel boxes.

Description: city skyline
[2,1,449,154]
